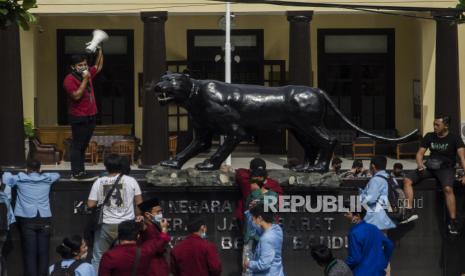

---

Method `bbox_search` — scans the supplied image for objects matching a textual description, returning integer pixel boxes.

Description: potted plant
[23,118,34,158]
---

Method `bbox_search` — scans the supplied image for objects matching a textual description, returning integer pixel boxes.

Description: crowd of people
[0,116,463,275]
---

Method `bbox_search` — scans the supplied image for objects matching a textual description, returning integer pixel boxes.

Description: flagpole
[223,2,232,166]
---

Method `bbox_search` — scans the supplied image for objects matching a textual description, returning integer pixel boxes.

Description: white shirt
[88,174,141,224]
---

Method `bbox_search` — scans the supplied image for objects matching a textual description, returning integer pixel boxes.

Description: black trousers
[0,230,8,276]
[18,217,51,276]
[70,115,96,175]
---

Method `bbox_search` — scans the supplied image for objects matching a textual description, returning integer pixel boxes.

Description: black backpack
[375,175,406,224]
[50,260,84,276]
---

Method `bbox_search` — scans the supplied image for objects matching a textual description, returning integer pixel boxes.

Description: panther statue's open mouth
[157,92,174,103]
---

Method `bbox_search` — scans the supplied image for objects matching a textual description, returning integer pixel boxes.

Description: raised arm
[244,210,263,237]
[2,172,19,187]
[94,48,103,74]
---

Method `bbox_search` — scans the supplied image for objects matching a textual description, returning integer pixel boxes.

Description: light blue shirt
[245,211,285,276]
[0,189,15,229]
[49,259,96,276]
[360,170,396,230]
[2,172,60,218]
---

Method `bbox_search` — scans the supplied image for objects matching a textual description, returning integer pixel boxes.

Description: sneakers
[71,172,98,181]
[448,219,460,235]
[399,209,419,225]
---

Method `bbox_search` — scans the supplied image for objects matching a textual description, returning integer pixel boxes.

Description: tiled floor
[41,155,417,171]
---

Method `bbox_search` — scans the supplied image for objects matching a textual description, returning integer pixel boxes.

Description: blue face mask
[201,231,207,239]
[151,213,163,224]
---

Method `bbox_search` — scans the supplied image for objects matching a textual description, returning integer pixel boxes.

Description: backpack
[50,260,84,276]
[375,175,406,224]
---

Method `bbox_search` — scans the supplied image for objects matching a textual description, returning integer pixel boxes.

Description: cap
[250,158,266,171]
[138,197,160,213]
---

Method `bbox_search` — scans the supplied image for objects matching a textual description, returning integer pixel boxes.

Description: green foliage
[23,118,34,138]
[457,0,465,23]
[0,0,37,30]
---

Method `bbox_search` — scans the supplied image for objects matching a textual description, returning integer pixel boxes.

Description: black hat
[70,54,87,65]
[250,167,267,179]
[250,158,266,171]
[138,198,160,213]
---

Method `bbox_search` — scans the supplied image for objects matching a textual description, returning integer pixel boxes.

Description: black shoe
[71,172,98,181]
[448,220,460,235]
[399,209,419,224]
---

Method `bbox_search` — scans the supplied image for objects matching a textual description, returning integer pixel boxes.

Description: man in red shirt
[63,49,103,180]
[99,219,170,276]
[170,217,222,276]
[234,158,283,223]
[138,197,170,276]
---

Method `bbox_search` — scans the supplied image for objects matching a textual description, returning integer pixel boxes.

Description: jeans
[92,223,118,273]
[18,217,51,276]
[70,115,96,175]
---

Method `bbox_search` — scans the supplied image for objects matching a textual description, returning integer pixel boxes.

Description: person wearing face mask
[138,197,170,276]
[242,168,279,275]
[359,156,396,232]
[340,160,370,178]
[243,203,284,276]
[331,157,343,175]
[49,235,96,275]
[170,217,222,276]
[344,206,394,276]
[63,48,103,181]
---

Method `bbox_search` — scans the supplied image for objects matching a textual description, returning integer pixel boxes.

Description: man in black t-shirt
[401,116,465,235]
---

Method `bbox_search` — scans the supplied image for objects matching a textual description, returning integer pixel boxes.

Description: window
[324,35,388,54]
[64,35,128,54]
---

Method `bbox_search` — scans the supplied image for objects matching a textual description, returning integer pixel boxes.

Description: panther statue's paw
[195,160,220,171]
[160,159,182,169]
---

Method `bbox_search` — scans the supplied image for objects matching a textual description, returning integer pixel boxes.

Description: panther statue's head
[153,73,192,106]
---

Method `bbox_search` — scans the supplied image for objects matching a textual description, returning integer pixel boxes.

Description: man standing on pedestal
[63,48,103,180]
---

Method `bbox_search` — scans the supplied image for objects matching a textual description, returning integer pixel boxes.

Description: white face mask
[80,251,88,260]
[74,65,88,73]
[152,213,163,223]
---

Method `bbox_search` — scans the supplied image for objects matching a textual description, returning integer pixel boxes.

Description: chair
[396,140,420,159]
[111,140,135,164]
[169,136,178,157]
[352,136,376,159]
[85,141,99,165]
[29,137,61,165]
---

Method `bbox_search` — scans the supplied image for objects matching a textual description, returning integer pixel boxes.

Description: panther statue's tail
[319,89,418,142]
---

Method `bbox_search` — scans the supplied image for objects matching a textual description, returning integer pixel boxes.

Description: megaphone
[85,29,109,53]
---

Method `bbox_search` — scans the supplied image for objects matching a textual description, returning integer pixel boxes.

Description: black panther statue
[151,73,418,172]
